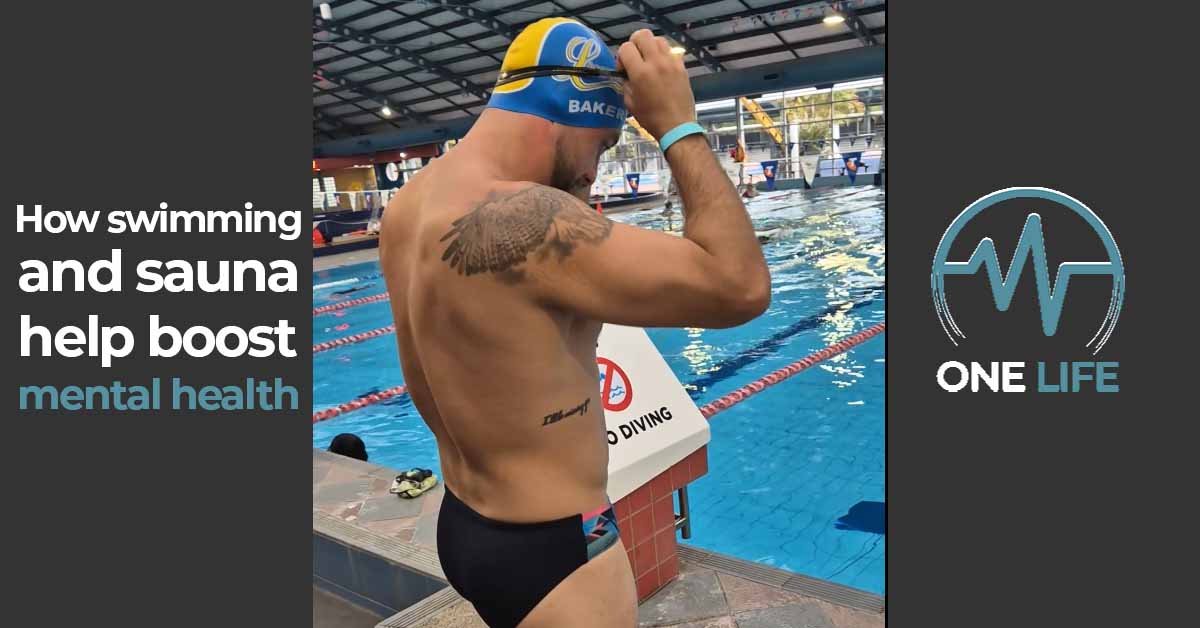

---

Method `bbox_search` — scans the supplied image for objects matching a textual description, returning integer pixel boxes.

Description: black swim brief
[437,485,621,627]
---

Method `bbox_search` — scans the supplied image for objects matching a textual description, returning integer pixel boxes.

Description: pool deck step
[315,450,884,628]
[677,545,884,615]
[313,247,380,271]
[388,546,883,628]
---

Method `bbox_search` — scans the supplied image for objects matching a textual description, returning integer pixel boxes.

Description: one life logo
[930,187,1124,393]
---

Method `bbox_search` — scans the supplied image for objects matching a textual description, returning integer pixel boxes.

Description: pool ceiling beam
[313,68,428,124]
[615,0,725,73]
[419,0,519,41]
[843,6,880,47]
[314,10,883,117]
[363,26,883,121]
[313,83,415,132]
[313,46,884,157]
[313,15,493,104]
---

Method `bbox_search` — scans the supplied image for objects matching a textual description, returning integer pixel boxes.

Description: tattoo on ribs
[542,397,591,427]
[440,186,613,276]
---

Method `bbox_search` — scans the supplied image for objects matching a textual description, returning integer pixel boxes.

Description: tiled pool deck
[314,247,381,272]
[314,450,884,627]
[397,558,884,628]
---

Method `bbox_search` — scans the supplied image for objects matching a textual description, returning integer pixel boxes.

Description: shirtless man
[380,19,770,628]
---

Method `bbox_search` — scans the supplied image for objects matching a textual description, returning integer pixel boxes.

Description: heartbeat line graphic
[939,213,1120,337]
[933,187,1126,356]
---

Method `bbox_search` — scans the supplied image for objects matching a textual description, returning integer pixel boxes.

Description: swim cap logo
[566,36,601,67]
[558,36,623,93]
[931,187,1124,354]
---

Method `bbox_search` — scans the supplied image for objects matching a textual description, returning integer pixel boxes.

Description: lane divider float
[698,322,885,419]
[313,385,408,424]
[312,322,884,424]
[313,292,390,316]
[312,324,395,353]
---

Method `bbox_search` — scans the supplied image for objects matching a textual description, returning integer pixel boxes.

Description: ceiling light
[823,12,846,25]
[319,3,333,20]
[833,77,884,90]
[695,99,736,112]
[670,46,686,55]
[399,152,407,158]
[381,104,393,117]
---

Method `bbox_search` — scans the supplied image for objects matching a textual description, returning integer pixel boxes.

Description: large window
[595,77,884,187]
[312,176,337,209]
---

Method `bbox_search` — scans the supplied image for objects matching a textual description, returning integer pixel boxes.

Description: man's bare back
[377,23,770,628]
[380,158,613,523]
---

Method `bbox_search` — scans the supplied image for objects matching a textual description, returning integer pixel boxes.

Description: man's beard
[550,149,593,202]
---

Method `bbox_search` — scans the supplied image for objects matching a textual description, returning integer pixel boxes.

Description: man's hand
[520,30,770,330]
[616,29,696,140]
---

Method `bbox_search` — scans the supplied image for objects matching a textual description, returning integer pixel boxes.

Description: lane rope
[312,321,885,424]
[698,322,885,419]
[312,324,395,353]
[313,292,390,316]
[313,385,408,424]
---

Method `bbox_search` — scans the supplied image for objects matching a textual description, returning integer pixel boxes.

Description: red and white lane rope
[312,385,408,424]
[698,322,885,419]
[311,322,884,424]
[313,292,390,316]
[312,324,395,354]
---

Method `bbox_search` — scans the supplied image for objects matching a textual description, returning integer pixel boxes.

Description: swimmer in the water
[742,175,759,198]
[330,284,371,297]
[327,433,368,462]
[379,20,769,628]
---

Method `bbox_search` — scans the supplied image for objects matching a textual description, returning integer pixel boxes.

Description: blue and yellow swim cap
[487,18,627,129]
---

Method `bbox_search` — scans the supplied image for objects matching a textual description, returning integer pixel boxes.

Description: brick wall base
[612,445,709,601]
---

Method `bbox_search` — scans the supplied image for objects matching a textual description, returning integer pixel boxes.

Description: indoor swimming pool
[312,185,885,594]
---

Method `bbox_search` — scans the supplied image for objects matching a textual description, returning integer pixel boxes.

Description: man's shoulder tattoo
[439,186,613,277]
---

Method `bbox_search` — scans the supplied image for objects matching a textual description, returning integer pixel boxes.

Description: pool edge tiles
[312,446,707,607]
[390,548,883,628]
[675,545,884,613]
[314,448,882,628]
[314,247,382,273]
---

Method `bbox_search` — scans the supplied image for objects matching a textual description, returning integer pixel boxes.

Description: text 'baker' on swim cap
[487,18,627,129]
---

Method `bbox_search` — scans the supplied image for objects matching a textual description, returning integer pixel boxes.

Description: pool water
[312,186,885,594]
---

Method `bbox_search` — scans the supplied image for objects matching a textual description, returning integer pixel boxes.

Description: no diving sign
[596,324,710,501]
[597,357,632,411]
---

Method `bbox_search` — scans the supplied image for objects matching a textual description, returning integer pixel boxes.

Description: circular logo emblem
[596,357,632,412]
[931,187,1124,354]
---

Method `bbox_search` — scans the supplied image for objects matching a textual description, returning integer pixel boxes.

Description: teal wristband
[658,122,705,154]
